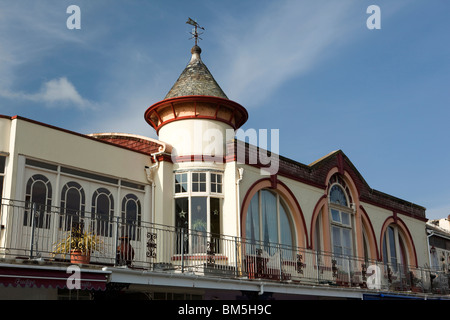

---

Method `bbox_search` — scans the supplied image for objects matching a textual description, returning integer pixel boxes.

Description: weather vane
[186,17,204,46]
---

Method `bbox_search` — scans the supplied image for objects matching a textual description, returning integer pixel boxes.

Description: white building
[0,41,448,300]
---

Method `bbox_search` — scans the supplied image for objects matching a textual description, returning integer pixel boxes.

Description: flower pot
[70,250,91,264]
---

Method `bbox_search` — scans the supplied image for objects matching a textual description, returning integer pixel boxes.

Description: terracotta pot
[70,250,91,264]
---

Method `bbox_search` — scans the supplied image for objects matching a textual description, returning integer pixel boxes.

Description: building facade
[0,42,448,300]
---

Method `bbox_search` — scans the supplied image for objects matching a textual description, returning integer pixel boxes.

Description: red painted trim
[359,205,380,260]
[144,95,248,134]
[379,216,418,267]
[171,102,176,119]
[309,194,327,250]
[154,109,163,124]
[172,154,225,163]
[214,103,220,118]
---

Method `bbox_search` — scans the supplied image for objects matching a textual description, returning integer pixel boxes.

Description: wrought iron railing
[0,198,448,295]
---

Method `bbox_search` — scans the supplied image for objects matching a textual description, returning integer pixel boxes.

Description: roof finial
[186,17,204,46]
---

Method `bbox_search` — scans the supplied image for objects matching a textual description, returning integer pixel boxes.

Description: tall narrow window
[328,179,354,270]
[121,194,141,240]
[92,188,114,237]
[60,182,85,231]
[175,197,189,254]
[191,197,207,252]
[24,174,52,228]
[210,197,221,252]
[382,225,407,272]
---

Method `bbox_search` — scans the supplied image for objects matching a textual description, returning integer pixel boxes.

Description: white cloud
[213,0,361,107]
[0,77,96,109]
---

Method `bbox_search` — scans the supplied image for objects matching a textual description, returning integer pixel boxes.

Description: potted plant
[53,225,103,264]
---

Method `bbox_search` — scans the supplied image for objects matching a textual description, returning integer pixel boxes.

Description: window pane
[341,212,350,226]
[331,209,340,223]
[210,173,223,194]
[0,156,5,173]
[382,234,389,264]
[67,188,81,216]
[62,184,84,230]
[210,198,220,236]
[175,197,189,254]
[191,197,207,253]
[342,228,352,255]
[191,197,207,233]
[279,202,293,247]
[330,185,348,206]
[175,198,189,229]
[175,173,187,193]
[200,173,206,192]
[388,226,397,263]
[261,190,278,247]
[332,226,341,247]
[31,181,47,206]
[246,193,260,245]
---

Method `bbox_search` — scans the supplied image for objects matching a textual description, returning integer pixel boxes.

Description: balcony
[0,198,448,298]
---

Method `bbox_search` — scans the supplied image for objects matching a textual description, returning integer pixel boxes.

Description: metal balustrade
[0,198,448,295]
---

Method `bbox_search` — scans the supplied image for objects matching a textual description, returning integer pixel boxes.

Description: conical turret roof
[164,45,228,99]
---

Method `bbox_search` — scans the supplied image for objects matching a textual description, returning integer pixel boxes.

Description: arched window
[245,189,294,253]
[24,174,52,228]
[328,175,354,270]
[60,182,85,231]
[382,225,408,271]
[92,188,114,237]
[121,194,141,240]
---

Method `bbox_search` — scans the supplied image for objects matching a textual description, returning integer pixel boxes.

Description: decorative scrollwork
[296,254,305,274]
[332,259,338,278]
[146,232,157,258]
[387,266,393,283]
[207,241,215,265]
[361,264,367,281]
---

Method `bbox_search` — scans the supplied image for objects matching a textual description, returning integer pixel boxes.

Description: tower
[144,22,247,160]
[144,20,248,237]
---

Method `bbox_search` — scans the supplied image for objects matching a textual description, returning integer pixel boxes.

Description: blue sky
[0,1,449,220]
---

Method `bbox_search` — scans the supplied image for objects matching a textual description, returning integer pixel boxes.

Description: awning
[0,265,110,291]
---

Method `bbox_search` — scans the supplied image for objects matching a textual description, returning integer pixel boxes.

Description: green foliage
[52,225,103,258]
